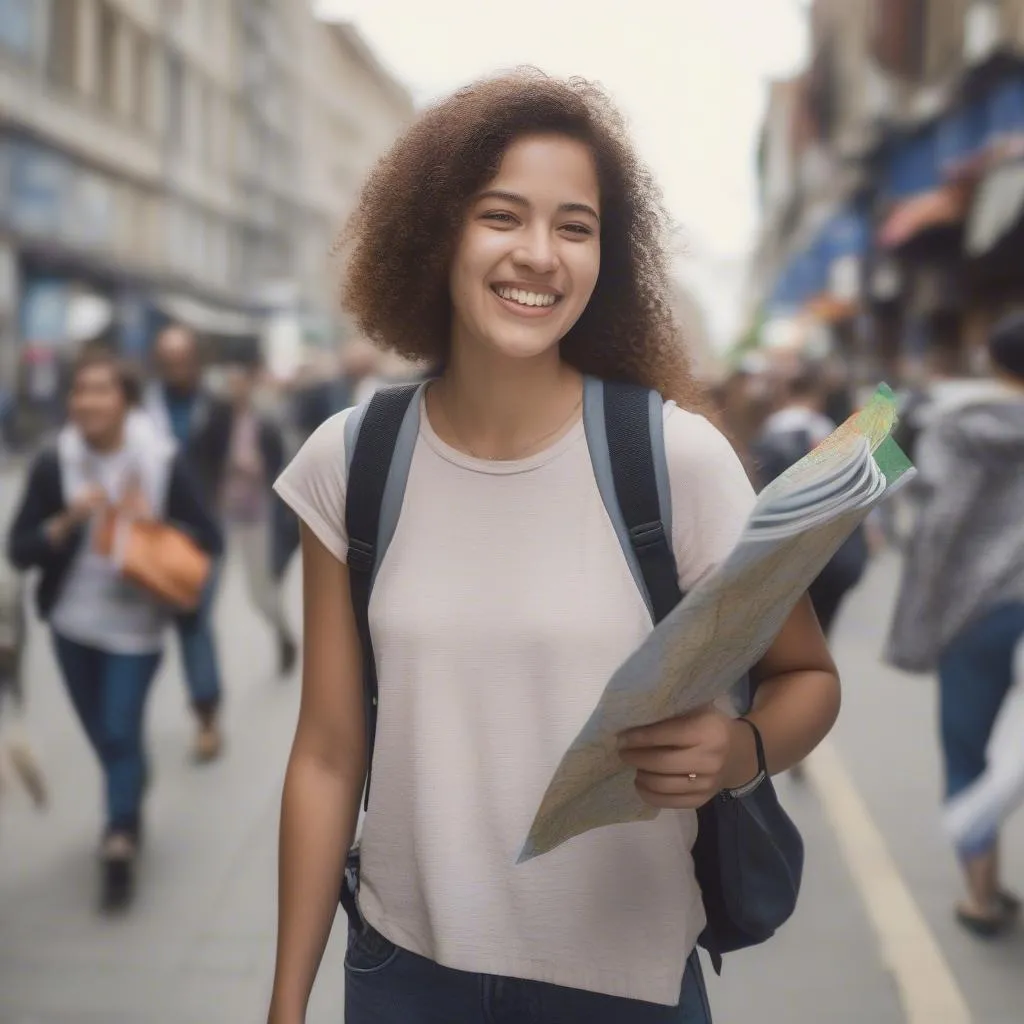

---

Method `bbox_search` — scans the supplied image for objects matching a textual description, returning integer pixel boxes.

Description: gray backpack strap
[345,383,424,593]
[344,382,423,818]
[582,377,675,621]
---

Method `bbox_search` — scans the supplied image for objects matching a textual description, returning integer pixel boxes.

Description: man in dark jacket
[144,325,232,762]
[221,364,297,677]
[752,365,868,638]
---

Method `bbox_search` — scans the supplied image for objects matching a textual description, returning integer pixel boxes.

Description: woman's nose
[512,229,559,274]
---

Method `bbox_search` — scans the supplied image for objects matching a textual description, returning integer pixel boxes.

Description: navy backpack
[341,378,804,973]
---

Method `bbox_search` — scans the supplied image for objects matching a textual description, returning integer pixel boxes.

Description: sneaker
[99,834,136,913]
[193,718,223,764]
[278,633,298,678]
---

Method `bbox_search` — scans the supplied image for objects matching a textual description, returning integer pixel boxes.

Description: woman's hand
[120,485,152,521]
[618,706,757,810]
[45,485,106,546]
[69,485,108,523]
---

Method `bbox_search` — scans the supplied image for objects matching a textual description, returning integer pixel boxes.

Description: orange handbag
[94,508,211,613]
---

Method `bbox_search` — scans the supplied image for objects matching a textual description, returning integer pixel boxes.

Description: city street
[1,472,1022,1023]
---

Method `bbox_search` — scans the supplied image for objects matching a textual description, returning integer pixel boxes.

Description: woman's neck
[85,423,126,455]
[433,344,582,459]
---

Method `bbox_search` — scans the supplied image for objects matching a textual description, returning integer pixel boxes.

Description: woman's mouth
[491,285,562,315]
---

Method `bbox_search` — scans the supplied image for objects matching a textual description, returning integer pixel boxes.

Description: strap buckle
[347,537,376,575]
[628,520,667,553]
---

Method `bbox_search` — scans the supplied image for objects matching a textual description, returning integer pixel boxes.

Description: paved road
[0,468,1020,1022]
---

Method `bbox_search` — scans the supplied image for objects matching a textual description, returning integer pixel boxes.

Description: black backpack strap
[345,383,422,811]
[598,379,682,623]
[589,379,733,974]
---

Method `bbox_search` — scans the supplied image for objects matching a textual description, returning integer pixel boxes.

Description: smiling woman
[338,69,703,412]
[268,68,840,1024]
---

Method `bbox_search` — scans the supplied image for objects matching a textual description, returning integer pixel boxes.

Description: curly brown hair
[340,69,706,411]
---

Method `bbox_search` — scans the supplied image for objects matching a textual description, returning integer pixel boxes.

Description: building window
[132,32,152,130]
[96,1,118,111]
[0,0,35,58]
[207,92,223,172]
[165,49,185,154]
[46,0,79,90]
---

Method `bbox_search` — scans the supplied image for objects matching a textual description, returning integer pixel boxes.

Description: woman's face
[449,133,601,362]
[69,365,127,444]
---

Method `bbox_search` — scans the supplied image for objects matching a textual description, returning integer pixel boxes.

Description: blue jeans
[175,560,222,713]
[938,602,1024,857]
[344,924,712,1023]
[52,634,162,836]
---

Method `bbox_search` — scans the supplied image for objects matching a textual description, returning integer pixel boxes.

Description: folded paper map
[519,384,914,862]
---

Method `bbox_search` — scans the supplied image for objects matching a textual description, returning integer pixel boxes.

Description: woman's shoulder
[27,444,62,486]
[293,405,362,468]
[660,401,739,471]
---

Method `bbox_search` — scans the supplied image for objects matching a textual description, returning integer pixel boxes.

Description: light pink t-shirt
[274,392,756,1005]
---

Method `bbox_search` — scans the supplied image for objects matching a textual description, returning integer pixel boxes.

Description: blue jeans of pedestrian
[175,559,222,713]
[938,602,1024,858]
[344,923,712,1023]
[52,634,162,836]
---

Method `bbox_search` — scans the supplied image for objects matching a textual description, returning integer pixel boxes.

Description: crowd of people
[0,324,410,911]
[0,67,1021,1024]
[717,328,1024,940]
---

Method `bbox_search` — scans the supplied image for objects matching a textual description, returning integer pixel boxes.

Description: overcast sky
[315,0,808,347]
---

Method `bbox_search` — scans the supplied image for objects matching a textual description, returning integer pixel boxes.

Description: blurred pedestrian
[0,553,46,811]
[267,72,839,1024]
[752,365,868,638]
[6,349,221,910]
[144,324,232,761]
[222,364,297,676]
[886,310,1024,938]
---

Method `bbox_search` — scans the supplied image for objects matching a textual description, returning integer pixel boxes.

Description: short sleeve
[662,405,757,592]
[273,408,357,563]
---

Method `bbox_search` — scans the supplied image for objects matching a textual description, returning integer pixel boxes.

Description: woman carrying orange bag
[6,348,222,911]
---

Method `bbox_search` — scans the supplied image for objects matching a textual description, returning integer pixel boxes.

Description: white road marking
[805,739,973,1024]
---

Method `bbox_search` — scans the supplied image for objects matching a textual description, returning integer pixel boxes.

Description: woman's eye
[482,211,517,225]
[561,223,594,237]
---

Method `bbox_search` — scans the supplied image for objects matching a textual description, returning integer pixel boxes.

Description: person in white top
[268,71,840,1024]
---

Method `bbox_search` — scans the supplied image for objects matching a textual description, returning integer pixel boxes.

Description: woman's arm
[268,524,367,1024]
[619,595,839,806]
[6,451,88,570]
[738,594,840,777]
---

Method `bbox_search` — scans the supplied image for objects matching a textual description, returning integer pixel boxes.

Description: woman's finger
[634,772,714,809]
[634,769,712,796]
[619,747,716,776]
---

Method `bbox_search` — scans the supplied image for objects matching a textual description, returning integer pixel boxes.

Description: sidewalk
[0,542,1021,1022]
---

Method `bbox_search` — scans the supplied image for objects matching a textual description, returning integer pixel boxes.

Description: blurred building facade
[670,277,722,382]
[0,0,412,428]
[749,0,1024,384]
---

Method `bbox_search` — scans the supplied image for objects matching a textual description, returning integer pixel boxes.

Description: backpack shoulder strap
[344,382,422,808]
[583,377,681,623]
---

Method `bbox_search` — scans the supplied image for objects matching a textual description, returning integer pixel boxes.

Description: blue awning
[938,98,991,171]
[987,75,1024,137]
[882,125,942,199]
[939,75,1024,173]
[766,205,869,314]
[815,207,871,263]
[767,247,827,313]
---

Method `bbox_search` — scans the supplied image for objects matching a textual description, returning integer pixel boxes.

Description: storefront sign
[0,0,33,57]
[9,142,69,238]
[66,170,116,251]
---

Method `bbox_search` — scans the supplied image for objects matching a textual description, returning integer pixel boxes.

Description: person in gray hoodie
[886,311,1024,938]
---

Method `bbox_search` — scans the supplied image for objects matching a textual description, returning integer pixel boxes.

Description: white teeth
[497,287,556,307]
